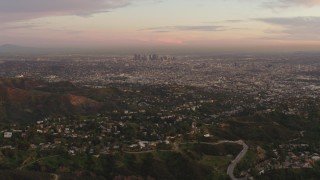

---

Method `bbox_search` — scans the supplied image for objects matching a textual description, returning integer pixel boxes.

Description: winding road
[193,140,249,180]
[18,155,60,170]
[124,140,249,180]
[226,140,249,180]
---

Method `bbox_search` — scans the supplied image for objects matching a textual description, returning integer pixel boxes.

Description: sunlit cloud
[0,0,149,23]
[264,0,320,8]
[141,25,226,33]
[157,38,184,44]
[256,16,320,40]
[131,37,184,44]
[1,0,320,51]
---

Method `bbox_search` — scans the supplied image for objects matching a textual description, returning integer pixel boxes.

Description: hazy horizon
[1,0,320,53]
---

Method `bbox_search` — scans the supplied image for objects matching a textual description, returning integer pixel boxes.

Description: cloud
[223,20,245,23]
[157,38,184,44]
[0,0,140,23]
[264,0,320,8]
[175,26,225,31]
[0,24,38,30]
[256,16,320,40]
[131,37,184,44]
[141,25,226,32]
[256,16,320,26]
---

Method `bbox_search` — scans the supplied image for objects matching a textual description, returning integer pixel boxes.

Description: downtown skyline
[1,0,320,54]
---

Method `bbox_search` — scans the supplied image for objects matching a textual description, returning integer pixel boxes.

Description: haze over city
[1,0,320,53]
[2,1,320,180]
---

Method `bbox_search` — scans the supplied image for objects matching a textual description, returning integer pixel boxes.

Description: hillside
[0,78,114,123]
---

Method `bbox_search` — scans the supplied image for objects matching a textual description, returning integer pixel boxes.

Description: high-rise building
[151,54,159,60]
[134,53,174,61]
[134,54,141,60]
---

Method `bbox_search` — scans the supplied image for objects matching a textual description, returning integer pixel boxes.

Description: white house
[4,132,13,138]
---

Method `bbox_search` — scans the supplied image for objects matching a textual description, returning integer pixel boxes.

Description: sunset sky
[1,0,320,53]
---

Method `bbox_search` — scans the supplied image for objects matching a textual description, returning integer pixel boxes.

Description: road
[226,140,249,180]
[124,140,242,154]
[18,155,60,170]
[123,140,249,180]
[123,150,156,154]
[16,141,246,180]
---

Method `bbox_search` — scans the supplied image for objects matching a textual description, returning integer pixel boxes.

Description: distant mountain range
[0,44,41,54]
[0,44,74,55]
[0,44,106,55]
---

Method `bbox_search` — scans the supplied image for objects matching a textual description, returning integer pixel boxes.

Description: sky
[1,0,320,53]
